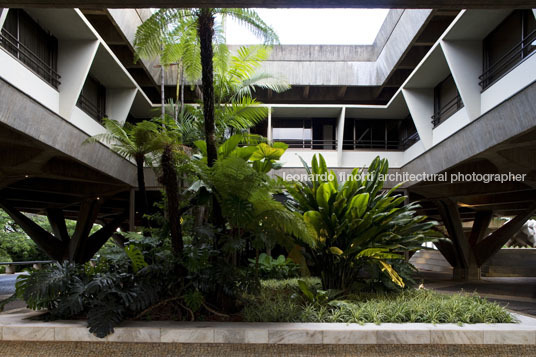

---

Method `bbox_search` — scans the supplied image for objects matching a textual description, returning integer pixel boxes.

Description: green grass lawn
[241,278,515,324]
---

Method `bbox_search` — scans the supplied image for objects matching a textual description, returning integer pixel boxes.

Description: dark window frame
[76,75,107,123]
[480,9,536,90]
[0,9,60,89]
[431,74,464,128]
[271,118,337,149]
[342,116,419,151]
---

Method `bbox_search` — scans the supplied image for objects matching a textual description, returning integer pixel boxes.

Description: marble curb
[0,311,535,345]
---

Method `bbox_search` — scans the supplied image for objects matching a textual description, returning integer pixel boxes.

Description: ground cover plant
[241,278,515,324]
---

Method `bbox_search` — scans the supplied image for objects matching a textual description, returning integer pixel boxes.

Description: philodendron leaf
[218,134,243,158]
[379,260,405,288]
[329,246,343,255]
[250,143,286,161]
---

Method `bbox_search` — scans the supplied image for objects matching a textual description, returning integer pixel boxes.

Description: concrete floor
[418,272,536,317]
[0,274,26,312]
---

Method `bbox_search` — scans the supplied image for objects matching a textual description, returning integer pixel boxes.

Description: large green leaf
[303,211,324,236]
[348,193,369,218]
[218,134,243,158]
[250,143,286,161]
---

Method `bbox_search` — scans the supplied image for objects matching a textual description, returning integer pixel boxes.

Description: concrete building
[0,6,535,276]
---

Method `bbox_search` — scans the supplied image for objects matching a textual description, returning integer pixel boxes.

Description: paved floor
[418,272,536,316]
[0,342,535,357]
[0,274,26,311]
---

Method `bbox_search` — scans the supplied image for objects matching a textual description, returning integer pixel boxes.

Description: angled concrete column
[441,40,482,120]
[337,106,346,167]
[402,88,433,149]
[475,202,536,266]
[58,40,99,119]
[106,88,138,125]
[0,8,9,29]
[435,199,481,280]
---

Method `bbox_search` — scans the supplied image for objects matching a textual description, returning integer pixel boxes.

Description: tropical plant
[85,119,162,218]
[134,8,279,167]
[285,154,441,291]
[247,253,300,279]
[192,134,313,256]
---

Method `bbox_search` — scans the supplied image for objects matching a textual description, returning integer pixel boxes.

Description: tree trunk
[161,48,166,118]
[198,9,218,167]
[180,65,185,115]
[135,154,148,218]
[160,145,184,256]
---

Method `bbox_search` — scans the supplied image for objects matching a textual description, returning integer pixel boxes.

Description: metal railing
[400,131,420,150]
[0,260,54,274]
[0,29,61,89]
[479,29,536,90]
[343,137,417,151]
[278,139,337,149]
[77,94,106,123]
[431,94,464,127]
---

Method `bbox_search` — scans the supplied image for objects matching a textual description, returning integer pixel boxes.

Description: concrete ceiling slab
[0,1,534,8]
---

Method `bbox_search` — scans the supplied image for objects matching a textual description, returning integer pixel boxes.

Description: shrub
[248,253,300,279]
[15,237,179,338]
[285,154,441,291]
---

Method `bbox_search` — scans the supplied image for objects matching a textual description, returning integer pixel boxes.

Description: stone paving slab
[1,310,536,345]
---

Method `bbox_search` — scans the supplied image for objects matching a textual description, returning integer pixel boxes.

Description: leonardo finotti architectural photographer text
[281,171,527,184]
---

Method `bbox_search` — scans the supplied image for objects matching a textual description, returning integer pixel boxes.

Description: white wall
[481,53,536,115]
[280,150,338,167]
[0,49,60,113]
[70,106,107,137]
[432,108,471,146]
[341,151,405,168]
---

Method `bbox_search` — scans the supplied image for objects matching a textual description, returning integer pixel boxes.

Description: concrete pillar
[336,106,346,167]
[106,88,138,125]
[441,40,482,120]
[0,8,9,29]
[402,88,433,149]
[267,106,272,142]
[58,40,99,119]
[5,264,15,274]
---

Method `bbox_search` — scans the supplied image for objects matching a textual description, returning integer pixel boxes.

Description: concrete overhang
[0,0,534,9]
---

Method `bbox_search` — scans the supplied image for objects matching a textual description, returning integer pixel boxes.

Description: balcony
[479,29,536,90]
[431,94,464,128]
[0,29,61,89]
[76,93,106,123]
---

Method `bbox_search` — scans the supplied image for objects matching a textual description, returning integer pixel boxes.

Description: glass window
[481,10,536,89]
[432,74,463,127]
[77,76,106,123]
[0,9,60,88]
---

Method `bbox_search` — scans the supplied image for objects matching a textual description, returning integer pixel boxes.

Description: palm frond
[219,8,279,45]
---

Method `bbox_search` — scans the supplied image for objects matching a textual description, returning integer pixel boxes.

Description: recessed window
[480,9,536,90]
[272,118,336,149]
[0,9,60,88]
[432,74,463,128]
[77,75,107,123]
[343,117,419,151]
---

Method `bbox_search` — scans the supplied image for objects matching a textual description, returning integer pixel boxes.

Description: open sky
[224,9,390,45]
